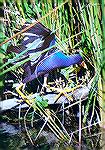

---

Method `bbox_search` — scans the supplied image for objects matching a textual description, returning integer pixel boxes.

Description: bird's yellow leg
[64,85,82,93]
[54,90,73,103]
[47,84,82,102]
[16,83,32,105]
[40,76,48,93]
[16,83,27,99]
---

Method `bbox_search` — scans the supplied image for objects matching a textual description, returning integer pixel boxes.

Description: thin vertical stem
[79,97,82,150]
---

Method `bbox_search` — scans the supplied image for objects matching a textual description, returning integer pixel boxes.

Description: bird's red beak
[80,61,87,69]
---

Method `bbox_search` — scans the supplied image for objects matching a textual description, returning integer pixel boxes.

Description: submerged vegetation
[0,0,105,149]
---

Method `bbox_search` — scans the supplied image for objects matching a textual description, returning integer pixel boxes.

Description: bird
[7,21,83,96]
[15,49,83,102]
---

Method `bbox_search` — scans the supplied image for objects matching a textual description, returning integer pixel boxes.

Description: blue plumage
[23,51,82,83]
[36,51,82,74]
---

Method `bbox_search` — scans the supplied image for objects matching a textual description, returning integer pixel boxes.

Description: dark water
[0,122,60,150]
[0,106,100,150]
[0,122,25,150]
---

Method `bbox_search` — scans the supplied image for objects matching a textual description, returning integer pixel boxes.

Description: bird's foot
[47,84,82,103]
[16,83,32,105]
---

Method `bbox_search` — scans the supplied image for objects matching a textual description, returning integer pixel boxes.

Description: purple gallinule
[7,21,83,98]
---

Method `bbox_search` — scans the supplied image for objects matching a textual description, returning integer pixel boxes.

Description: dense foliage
[0,0,105,149]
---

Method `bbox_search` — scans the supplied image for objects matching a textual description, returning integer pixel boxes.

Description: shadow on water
[0,121,60,150]
[0,122,22,150]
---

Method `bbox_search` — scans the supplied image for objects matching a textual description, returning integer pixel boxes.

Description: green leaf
[35,95,48,108]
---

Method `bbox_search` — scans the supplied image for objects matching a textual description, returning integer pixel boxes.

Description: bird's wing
[7,22,55,54]
[6,22,56,81]
[20,22,55,53]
